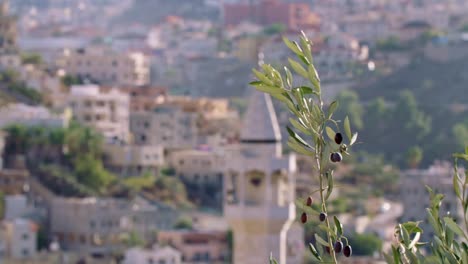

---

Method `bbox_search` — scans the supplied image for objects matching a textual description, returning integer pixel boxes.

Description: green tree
[173,216,193,230]
[263,23,286,35]
[406,146,423,168]
[453,122,468,147]
[347,233,382,256]
[21,52,43,65]
[74,154,115,192]
[334,89,364,130]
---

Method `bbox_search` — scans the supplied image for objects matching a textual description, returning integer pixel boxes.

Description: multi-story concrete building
[103,143,164,177]
[3,218,38,260]
[57,47,150,86]
[49,196,176,255]
[158,230,229,264]
[222,90,303,264]
[168,149,225,209]
[0,0,20,70]
[0,103,70,128]
[68,85,130,141]
[400,161,465,242]
[124,245,182,264]
[130,105,198,150]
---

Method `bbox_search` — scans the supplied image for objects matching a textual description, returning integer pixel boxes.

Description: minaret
[224,90,297,264]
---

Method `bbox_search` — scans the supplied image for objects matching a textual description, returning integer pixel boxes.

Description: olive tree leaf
[287,139,315,156]
[287,126,312,148]
[344,116,352,141]
[325,172,333,200]
[315,234,329,246]
[333,216,343,237]
[327,101,338,119]
[289,118,311,135]
[325,126,336,142]
[309,243,322,261]
[288,58,308,79]
[252,68,274,86]
[283,37,302,56]
[444,217,465,237]
[350,132,358,146]
[284,66,293,88]
[269,254,278,264]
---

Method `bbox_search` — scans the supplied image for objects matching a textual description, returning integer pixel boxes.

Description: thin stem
[316,143,338,263]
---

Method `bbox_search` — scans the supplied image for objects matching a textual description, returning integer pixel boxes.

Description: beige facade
[124,246,182,264]
[57,47,149,86]
[130,105,198,149]
[168,149,224,183]
[400,161,465,242]
[103,143,164,177]
[3,218,37,260]
[68,85,130,141]
[158,230,228,264]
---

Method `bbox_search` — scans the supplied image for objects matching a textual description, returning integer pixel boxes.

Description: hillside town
[0,0,468,263]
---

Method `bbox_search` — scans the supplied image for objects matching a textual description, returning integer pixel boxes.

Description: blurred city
[0,0,467,263]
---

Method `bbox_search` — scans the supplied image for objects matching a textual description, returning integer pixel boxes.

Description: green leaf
[297,86,317,95]
[254,85,284,95]
[391,245,401,264]
[306,65,321,94]
[300,34,313,63]
[400,224,411,246]
[344,116,352,141]
[287,139,315,156]
[249,81,263,86]
[350,132,358,146]
[290,118,311,136]
[333,216,343,237]
[402,222,423,234]
[314,234,328,246]
[269,254,278,264]
[284,67,293,88]
[325,126,336,142]
[308,243,322,261]
[298,54,310,65]
[287,126,312,148]
[327,101,338,119]
[325,171,333,200]
[444,217,465,237]
[283,37,302,56]
[453,173,461,200]
[408,232,421,249]
[288,58,308,79]
[383,252,396,264]
[426,208,441,237]
[252,68,274,85]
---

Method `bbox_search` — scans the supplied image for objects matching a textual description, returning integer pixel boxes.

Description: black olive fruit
[334,241,343,253]
[306,196,313,206]
[343,245,352,257]
[301,212,307,224]
[319,212,327,222]
[334,132,343,144]
[325,246,331,255]
[330,152,343,163]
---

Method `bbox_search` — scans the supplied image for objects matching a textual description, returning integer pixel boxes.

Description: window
[147,258,154,264]
[90,221,96,229]
[140,134,147,142]
[22,248,29,256]
[158,260,166,264]
[22,233,29,240]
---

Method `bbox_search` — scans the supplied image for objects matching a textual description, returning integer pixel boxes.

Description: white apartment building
[103,143,164,177]
[0,103,70,128]
[400,161,465,242]
[3,218,37,260]
[68,85,130,141]
[130,105,198,150]
[124,245,182,264]
[4,195,28,220]
[57,47,150,86]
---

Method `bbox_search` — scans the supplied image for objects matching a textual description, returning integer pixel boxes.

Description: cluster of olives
[330,132,347,163]
[328,241,352,258]
[300,196,352,258]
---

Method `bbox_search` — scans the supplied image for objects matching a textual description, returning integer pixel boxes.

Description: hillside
[112,0,219,26]
[344,53,468,166]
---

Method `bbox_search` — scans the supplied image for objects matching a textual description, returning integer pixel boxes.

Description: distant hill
[112,0,220,26]
[349,52,468,166]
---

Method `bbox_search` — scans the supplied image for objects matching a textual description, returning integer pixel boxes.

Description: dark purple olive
[330,152,343,163]
[334,133,343,144]
[325,246,331,255]
[343,245,352,257]
[319,212,327,222]
[301,212,307,224]
[306,196,313,206]
[334,241,343,253]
